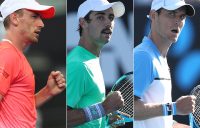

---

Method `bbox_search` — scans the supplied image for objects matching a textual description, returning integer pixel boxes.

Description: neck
[4,30,29,52]
[78,37,102,57]
[148,32,172,58]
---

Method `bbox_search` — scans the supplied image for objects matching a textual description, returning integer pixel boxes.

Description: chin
[170,40,177,44]
[100,39,109,43]
[169,37,178,43]
[103,41,109,45]
[173,38,179,43]
[27,40,38,45]
[31,37,39,43]
[105,38,111,43]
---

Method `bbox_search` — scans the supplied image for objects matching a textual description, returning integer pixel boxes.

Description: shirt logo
[0,68,9,79]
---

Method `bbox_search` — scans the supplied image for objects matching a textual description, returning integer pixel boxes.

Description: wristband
[166,103,172,115]
[162,102,176,116]
[172,102,176,115]
[162,104,167,116]
[83,103,106,121]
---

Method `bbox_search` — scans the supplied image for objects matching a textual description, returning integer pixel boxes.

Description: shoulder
[0,43,21,61]
[134,50,153,64]
[134,45,154,71]
[67,61,88,75]
[134,42,157,63]
[67,47,84,63]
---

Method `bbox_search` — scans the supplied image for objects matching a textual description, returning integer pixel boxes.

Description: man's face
[153,7,187,43]
[84,8,115,46]
[17,9,44,44]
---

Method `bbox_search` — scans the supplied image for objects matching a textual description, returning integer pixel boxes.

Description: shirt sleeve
[67,62,88,108]
[134,51,154,98]
[0,48,16,96]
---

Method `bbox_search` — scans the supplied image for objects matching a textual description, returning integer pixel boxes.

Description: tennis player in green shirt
[67,0,126,127]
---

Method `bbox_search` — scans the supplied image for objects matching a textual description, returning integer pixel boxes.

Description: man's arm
[135,95,196,120]
[67,91,124,127]
[35,71,65,107]
[67,106,87,127]
[135,97,163,120]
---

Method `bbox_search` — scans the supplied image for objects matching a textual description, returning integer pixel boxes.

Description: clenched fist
[102,91,124,114]
[176,95,196,115]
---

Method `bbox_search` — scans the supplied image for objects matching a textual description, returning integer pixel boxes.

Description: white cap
[150,0,195,16]
[0,0,55,21]
[77,0,125,20]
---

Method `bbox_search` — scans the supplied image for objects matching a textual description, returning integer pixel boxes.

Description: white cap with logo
[77,0,125,20]
[0,0,55,21]
[150,0,195,16]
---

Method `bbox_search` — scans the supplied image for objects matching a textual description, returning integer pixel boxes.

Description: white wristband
[83,103,106,121]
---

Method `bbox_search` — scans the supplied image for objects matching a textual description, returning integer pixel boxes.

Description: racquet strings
[112,73,133,118]
[191,85,200,127]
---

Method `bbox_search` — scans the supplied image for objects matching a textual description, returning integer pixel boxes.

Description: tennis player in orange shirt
[0,0,65,127]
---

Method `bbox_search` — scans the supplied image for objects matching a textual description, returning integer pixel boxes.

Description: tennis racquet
[189,85,200,128]
[110,72,133,124]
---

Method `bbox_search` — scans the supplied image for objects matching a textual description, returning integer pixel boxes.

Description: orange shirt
[0,41,36,128]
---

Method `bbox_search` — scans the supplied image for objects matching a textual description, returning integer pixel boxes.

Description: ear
[149,10,157,21]
[79,18,88,29]
[9,13,20,26]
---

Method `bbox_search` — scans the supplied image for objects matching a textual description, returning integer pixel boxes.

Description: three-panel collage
[0,0,199,127]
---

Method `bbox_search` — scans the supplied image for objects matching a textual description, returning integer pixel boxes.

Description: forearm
[67,102,107,127]
[67,91,124,127]
[135,95,196,120]
[67,108,87,127]
[135,99,163,120]
[35,86,53,107]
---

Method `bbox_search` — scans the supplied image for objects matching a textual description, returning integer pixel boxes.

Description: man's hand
[108,112,125,128]
[35,71,66,107]
[46,71,66,96]
[176,95,196,115]
[102,91,124,114]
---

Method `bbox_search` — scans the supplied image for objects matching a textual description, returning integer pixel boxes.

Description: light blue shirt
[134,36,173,128]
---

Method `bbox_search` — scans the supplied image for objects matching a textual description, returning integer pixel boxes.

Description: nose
[175,19,179,24]
[105,18,114,29]
[38,17,44,28]
[175,20,179,27]
[175,17,185,26]
[175,19,185,29]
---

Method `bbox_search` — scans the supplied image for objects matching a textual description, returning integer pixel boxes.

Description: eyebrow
[165,9,186,14]
[95,12,114,17]
[25,10,40,16]
[95,12,105,15]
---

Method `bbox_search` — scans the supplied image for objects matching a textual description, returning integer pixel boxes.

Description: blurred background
[134,0,200,125]
[67,0,133,127]
[0,0,66,128]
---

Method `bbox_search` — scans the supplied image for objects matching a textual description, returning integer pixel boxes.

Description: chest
[10,56,35,94]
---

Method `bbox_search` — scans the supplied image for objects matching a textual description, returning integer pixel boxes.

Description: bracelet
[162,102,176,116]
[83,103,106,122]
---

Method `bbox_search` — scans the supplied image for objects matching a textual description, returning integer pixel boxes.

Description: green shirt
[67,46,106,128]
